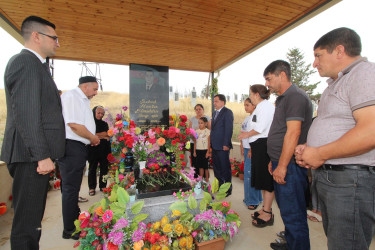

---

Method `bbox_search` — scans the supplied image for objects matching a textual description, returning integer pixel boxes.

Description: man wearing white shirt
[58,76,100,240]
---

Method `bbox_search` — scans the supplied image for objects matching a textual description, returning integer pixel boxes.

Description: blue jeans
[316,167,375,250]
[243,148,262,206]
[272,161,310,250]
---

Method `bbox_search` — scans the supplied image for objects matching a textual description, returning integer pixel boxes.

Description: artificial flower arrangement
[168,178,241,244]
[230,158,242,177]
[73,183,148,250]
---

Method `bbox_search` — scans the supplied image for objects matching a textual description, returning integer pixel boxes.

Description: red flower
[145,231,152,240]
[95,244,103,250]
[179,154,185,160]
[149,138,156,144]
[168,129,176,138]
[107,241,119,250]
[73,241,80,248]
[179,122,186,127]
[180,115,187,122]
[171,140,177,146]
[150,233,161,244]
[102,233,108,240]
[155,127,162,135]
[80,230,88,238]
[107,154,116,163]
[162,130,168,137]
[181,162,186,167]
[92,239,100,246]
[80,218,90,228]
[222,201,230,207]
[95,227,103,236]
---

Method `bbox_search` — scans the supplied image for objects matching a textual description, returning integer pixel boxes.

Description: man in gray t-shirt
[295,28,375,250]
[265,60,312,250]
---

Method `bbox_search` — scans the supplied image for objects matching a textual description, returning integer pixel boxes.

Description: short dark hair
[245,97,252,104]
[21,16,56,40]
[214,94,226,104]
[250,84,271,100]
[194,104,204,110]
[263,60,291,81]
[313,27,361,57]
[199,117,208,123]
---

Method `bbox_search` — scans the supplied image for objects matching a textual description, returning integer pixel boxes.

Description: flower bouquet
[73,184,148,249]
[230,159,241,177]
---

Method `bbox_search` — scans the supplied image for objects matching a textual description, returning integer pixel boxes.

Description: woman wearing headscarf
[88,106,111,196]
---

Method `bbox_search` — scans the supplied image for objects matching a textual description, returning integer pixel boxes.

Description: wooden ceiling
[0,0,337,72]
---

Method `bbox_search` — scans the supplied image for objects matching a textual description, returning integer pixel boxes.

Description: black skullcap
[79,76,97,85]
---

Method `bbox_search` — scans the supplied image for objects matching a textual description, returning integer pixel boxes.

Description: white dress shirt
[61,87,95,145]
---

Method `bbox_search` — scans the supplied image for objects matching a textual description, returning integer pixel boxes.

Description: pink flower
[118,174,124,182]
[192,231,197,237]
[102,210,113,223]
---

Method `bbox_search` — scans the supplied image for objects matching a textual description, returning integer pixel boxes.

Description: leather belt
[321,164,374,171]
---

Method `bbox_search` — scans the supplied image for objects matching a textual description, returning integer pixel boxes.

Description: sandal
[248,204,258,210]
[251,206,266,219]
[89,190,96,196]
[252,209,274,228]
[78,196,88,203]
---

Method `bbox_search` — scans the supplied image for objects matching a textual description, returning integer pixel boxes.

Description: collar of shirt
[216,107,224,112]
[24,48,46,63]
[327,57,367,86]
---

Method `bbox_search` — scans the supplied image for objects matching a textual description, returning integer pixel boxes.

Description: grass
[0,90,248,149]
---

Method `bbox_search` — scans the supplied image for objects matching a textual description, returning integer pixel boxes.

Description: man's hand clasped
[295,144,325,169]
[37,158,55,175]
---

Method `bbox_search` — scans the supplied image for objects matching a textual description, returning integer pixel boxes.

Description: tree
[287,48,321,101]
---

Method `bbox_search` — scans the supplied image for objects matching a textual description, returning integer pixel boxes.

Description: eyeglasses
[38,32,59,43]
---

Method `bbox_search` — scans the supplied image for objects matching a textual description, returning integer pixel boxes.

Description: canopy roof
[0,0,338,72]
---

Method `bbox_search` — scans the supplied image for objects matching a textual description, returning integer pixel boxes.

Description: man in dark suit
[0,16,65,249]
[210,94,234,195]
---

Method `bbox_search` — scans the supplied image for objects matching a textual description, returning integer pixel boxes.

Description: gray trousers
[316,168,375,250]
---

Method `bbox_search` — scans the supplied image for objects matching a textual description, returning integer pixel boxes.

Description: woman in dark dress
[88,106,111,196]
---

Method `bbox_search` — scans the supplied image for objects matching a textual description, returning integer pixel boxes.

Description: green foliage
[287,47,321,101]
[210,77,219,96]
[211,178,219,193]
[131,201,144,215]
[169,201,188,213]
[188,195,197,209]
[117,186,129,204]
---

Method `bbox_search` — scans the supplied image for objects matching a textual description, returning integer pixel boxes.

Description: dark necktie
[214,110,219,120]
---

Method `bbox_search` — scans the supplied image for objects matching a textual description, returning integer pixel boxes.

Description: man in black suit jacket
[0,16,65,249]
[210,94,234,195]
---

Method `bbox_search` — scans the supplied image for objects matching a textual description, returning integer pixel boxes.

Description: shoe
[277,231,286,240]
[251,206,266,219]
[62,230,80,240]
[225,191,232,197]
[270,241,288,250]
[252,209,274,228]
[89,190,96,196]
[247,204,258,210]
[78,196,88,202]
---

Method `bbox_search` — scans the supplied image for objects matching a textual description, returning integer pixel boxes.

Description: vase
[194,182,202,195]
[129,195,136,202]
[239,173,244,180]
[124,152,134,172]
[194,237,225,250]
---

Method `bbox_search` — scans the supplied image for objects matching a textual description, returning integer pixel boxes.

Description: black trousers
[7,161,50,250]
[212,149,232,193]
[88,155,108,190]
[57,140,88,232]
